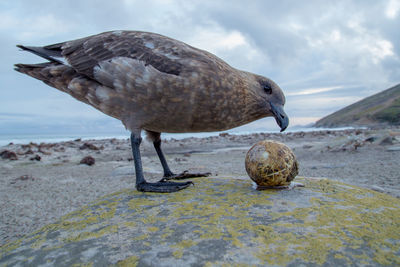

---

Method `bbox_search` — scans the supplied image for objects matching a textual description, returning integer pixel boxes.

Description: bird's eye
[264,85,272,94]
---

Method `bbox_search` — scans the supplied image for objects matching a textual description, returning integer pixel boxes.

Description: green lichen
[114,255,139,267]
[250,178,400,265]
[71,262,93,267]
[147,226,159,232]
[1,177,400,266]
[0,239,22,257]
[123,221,136,228]
[64,225,118,243]
[171,239,196,258]
[172,250,184,259]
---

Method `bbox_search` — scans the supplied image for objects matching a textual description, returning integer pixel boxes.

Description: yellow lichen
[172,250,183,259]
[147,226,159,232]
[114,255,139,267]
[71,262,93,267]
[2,177,400,266]
[123,221,136,228]
[64,225,118,243]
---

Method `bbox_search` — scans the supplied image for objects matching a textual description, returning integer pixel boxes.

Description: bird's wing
[47,31,191,80]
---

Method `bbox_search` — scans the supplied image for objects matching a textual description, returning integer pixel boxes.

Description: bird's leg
[153,139,211,181]
[153,139,175,178]
[130,133,192,193]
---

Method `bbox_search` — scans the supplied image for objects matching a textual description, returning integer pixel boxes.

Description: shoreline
[1,127,400,245]
[0,126,366,146]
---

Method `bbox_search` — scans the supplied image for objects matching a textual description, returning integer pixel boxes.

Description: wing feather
[58,31,186,79]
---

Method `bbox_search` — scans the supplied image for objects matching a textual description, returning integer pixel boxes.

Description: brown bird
[15,30,288,193]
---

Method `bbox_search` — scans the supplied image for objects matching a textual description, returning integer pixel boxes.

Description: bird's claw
[161,170,211,181]
[136,181,193,193]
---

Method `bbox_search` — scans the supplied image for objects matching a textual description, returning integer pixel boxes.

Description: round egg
[245,140,299,189]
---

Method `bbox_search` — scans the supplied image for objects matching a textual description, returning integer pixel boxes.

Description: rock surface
[1,177,399,266]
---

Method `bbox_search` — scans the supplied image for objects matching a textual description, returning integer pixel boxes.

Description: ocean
[0,126,356,147]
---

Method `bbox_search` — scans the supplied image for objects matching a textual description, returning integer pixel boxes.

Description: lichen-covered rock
[1,177,399,266]
[245,140,298,188]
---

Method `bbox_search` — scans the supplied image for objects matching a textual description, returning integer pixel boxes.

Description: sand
[1,127,399,246]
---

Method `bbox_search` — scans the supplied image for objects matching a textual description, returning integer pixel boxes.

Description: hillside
[315,83,400,127]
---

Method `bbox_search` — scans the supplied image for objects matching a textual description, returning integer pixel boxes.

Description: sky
[1,0,399,136]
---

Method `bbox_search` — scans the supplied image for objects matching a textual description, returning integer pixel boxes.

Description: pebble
[79,143,102,151]
[370,185,385,193]
[379,136,394,145]
[30,155,41,161]
[0,150,18,160]
[80,156,95,166]
[365,136,377,143]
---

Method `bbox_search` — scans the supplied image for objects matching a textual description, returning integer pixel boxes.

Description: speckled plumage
[16,30,289,192]
[15,30,287,136]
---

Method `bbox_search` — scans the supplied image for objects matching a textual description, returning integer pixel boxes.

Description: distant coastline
[0,126,359,146]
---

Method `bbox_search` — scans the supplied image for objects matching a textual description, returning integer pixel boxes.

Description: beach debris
[379,136,394,145]
[174,157,187,162]
[10,175,35,184]
[245,140,299,189]
[38,147,51,155]
[30,155,41,161]
[327,138,366,152]
[17,148,34,155]
[353,141,363,150]
[79,142,102,151]
[365,136,377,143]
[80,156,95,166]
[65,141,77,148]
[0,150,18,160]
[25,149,34,155]
[19,174,34,181]
[54,146,65,152]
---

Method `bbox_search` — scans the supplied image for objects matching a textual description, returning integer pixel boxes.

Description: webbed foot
[161,170,211,181]
[136,180,193,193]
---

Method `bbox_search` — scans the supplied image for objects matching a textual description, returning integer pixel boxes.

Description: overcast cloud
[1,0,399,135]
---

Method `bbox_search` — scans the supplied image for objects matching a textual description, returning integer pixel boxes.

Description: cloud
[184,24,266,71]
[286,86,345,96]
[1,0,399,135]
[386,0,400,18]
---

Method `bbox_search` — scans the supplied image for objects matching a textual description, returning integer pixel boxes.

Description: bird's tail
[14,62,94,106]
[15,45,117,118]
[16,44,63,64]
[15,62,74,92]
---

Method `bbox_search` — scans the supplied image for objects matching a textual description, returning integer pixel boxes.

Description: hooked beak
[270,102,289,132]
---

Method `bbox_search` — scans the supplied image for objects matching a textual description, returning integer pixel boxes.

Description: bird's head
[252,75,289,132]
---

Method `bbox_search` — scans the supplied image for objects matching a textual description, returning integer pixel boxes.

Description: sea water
[0,126,356,147]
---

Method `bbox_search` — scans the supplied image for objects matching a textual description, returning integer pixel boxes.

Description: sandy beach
[1,127,399,246]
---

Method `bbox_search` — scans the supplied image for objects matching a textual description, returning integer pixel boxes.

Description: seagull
[15,30,289,193]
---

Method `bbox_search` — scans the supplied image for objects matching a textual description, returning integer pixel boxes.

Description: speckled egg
[245,140,299,188]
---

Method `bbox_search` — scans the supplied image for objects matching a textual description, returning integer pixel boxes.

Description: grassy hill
[315,83,400,127]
